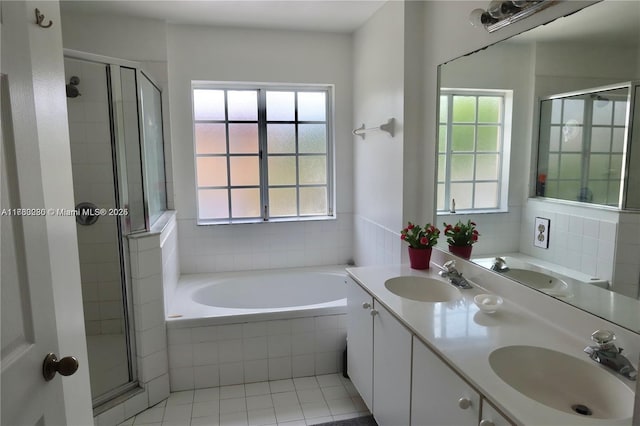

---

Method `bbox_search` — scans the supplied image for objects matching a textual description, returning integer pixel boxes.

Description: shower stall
[63,51,167,408]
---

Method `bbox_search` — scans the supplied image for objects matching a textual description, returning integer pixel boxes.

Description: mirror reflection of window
[437,89,512,213]
[537,86,629,207]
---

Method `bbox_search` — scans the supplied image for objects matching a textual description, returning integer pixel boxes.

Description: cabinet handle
[479,420,495,426]
[457,397,472,409]
[362,302,371,309]
[370,309,379,317]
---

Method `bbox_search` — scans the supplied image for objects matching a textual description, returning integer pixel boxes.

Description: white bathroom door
[1,1,93,425]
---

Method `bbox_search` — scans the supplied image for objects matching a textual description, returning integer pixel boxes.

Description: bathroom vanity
[346,254,639,425]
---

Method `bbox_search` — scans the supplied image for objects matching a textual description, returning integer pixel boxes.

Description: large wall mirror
[437,0,640,333]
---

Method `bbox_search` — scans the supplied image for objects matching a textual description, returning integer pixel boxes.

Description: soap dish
[474,294,503,314]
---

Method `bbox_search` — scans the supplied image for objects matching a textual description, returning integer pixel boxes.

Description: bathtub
[165,266,349,390]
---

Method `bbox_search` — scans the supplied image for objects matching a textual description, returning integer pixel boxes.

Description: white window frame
[192,82,335,225]
[437,88,512,214]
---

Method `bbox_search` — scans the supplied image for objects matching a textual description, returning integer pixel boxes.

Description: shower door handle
[42,353,79,381]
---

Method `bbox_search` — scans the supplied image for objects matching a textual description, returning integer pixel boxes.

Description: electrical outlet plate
[534,217,550,249]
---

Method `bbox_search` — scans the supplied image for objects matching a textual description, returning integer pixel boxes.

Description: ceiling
[60,0,387,33]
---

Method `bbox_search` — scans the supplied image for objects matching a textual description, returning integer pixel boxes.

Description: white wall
[352,1,405,266]
[167,24,354,273]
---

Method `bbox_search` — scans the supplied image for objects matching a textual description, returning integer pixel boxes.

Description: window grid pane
[194,86,331,222]
[439,92,505,212]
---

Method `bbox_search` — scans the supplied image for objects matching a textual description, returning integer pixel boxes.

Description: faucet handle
[442,260,456,271]
[591,330,616,349]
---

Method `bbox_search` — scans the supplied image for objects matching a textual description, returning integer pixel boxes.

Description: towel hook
[35,8,53,29]
[353,118,395,140]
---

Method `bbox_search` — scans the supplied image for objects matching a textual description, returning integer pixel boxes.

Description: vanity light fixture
[469,0,556,33]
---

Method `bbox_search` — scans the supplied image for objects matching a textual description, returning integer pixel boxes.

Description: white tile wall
[354,215,402,266]
[178,214,354,274]
[167,314,347,392]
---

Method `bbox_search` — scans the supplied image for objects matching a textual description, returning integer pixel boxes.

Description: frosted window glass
[559,154,581,179]
[475,154,499,180]
[268,156,296,185]
[450,183,472,209]
[197,157,227,187]
[549,126,561,151]
[478,97,500,123]
[194,89,225,120]
[229,124,258,153]
[545,181,558,198]
[298,92,326,121]
[589,154,609,180]
[438,125,447,153]
[227,90,257,121]
[612,128,625,152]
[267,91,295,121]
[563,99,584,125]
[588,181,608,205]
[268,124,295,153]
[269,188,297,217]
[592,100,613,125]
[614,101,627,126]
[230,156,259,186]
[551,99,562,124]
[437,154,446,182]
[590,128,611,152]
[611,154,623,178]
[477,126,498,151]
[199,189,228,219]
[299,156,326,184]
[300,187,327,215]
[475,182,498,208]
[452,96,475,123]
[231,188,260,218]
[608,180,620,205]
[299,124,326,153]
[561,125,583,152]
[558,181,580,200]
[451,125,474,151]
[547,154,559,179]
[195,123,227,154]
[437,184,445,211]
[450,154,474,181]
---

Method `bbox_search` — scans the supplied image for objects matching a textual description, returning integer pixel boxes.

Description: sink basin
[489,345,634,419]
[502,268,568,291]
[384,276,461,302]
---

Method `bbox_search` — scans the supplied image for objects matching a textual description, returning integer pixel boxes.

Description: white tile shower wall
[354,215,402,267]
[178,215,353,274]
[167,315,347,391]
[98,212,178,425]
[613,212,640,298]
[65,57,125,337]
[520,201,617,283]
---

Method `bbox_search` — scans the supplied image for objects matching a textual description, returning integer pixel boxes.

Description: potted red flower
[443,220,479,259]
[400,222,440,269]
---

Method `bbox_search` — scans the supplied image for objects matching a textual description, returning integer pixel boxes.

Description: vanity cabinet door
[411,336,480,426]
[481,399,514,426]
[372,302,412,426]
[346,277,374,410]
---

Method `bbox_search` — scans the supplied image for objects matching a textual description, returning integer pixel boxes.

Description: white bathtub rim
[167,264,348,329]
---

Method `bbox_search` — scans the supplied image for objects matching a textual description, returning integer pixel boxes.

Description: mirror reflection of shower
[66,75,81,98]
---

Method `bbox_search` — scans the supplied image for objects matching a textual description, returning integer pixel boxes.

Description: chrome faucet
[584,330,637,381]
[438,260,472,289]
[491,257,510,273]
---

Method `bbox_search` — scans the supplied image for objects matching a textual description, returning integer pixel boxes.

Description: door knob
[370,309,378,316]
[457,397,472,409]
[479,420,495,426]
[362,302,371,309]
[42,353,79,381]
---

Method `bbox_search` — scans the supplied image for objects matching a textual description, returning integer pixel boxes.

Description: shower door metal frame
[63,49,148,409]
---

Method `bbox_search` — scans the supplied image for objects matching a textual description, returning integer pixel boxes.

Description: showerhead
[66,75,81,98]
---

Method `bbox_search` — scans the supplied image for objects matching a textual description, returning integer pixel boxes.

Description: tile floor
[118,374,370,426]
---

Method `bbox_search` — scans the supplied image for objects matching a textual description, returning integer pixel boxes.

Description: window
[537,88,627,206]
[192,84,333,224]
[437,90,511,213]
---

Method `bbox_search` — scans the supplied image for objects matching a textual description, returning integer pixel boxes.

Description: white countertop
[346,263,637,426]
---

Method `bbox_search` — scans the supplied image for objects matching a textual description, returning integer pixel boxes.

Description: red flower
[472,234,478,241]
[454,226,461,232]
[420,237,428,245]
[407,223,415,230]
[400,234,406,240]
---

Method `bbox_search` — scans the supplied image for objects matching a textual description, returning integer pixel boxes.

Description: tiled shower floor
[119,374,369,426]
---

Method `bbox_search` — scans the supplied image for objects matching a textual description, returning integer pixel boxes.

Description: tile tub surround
[167,315,347,391]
